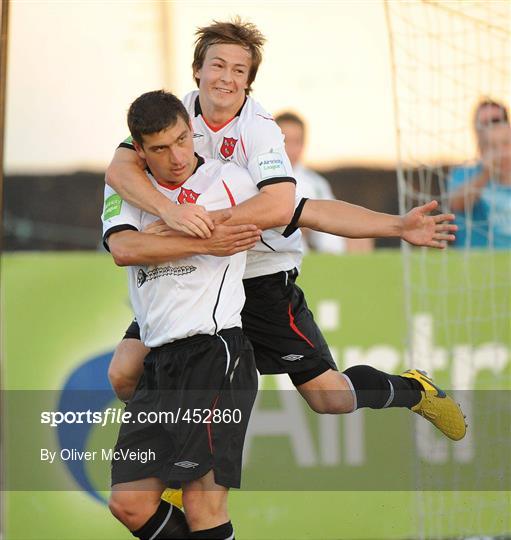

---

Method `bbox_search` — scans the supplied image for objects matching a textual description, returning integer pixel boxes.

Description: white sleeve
[101,185,142,251]
[243,119,295,189]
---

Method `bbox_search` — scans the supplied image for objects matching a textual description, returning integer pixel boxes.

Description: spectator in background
[448,99,511,248]
[275,112,374,253]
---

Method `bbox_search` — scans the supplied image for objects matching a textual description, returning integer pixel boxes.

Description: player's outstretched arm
[107,223,261,266]
[299,199,456,248]
[106,147,214,239]
[299,199,403,237]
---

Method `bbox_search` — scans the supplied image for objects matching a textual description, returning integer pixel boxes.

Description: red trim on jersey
[153,155,204,192]
[256,113,275,122]
[202,115,235,133]
[155,178,187,191]
[222,180,236,207]
[240,135,248,160]
[288,303,315,348]
[207,395,220,454]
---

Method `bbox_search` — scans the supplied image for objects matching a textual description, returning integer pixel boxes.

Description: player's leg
[110,347,188,537]
[109,322,184,505]
[294,363,466,440]
[108,338,148,401]
[109,478,189,538]
[182,471,234,538]
[294,368,353,413]
[294,365,423,412]
[243,269,466,439]
[160,328,256,538]
[242,268,354,414]
[108,319,149,401]
[109,423,189,537]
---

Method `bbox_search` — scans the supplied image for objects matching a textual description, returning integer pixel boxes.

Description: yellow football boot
[161,487,183,509]
[402,369,467,441]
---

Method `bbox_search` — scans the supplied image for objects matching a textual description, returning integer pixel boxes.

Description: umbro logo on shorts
[174,461,199,469]
[281,354,304,361]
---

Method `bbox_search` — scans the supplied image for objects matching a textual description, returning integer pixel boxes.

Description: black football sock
[343,365,422,409]
[132,500,189,539]
[189,521,234,539]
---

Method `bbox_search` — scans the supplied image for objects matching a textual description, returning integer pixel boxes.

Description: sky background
[5,1,510,174]
[5,1,398,173]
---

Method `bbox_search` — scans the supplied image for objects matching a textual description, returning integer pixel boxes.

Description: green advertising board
[1,252,509,539]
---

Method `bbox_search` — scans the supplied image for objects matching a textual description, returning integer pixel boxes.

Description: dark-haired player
[104,90,262,540]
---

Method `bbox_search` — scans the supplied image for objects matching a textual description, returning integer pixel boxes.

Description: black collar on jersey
[146,153,204,178]
[194,95,247,119]
[193,153,205,174]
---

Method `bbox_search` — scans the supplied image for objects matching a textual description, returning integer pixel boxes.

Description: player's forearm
[212,190,295,230]
[106,155,175,219]
[108,231,207,266]
[448,170,490,212]
[299,199,403,238]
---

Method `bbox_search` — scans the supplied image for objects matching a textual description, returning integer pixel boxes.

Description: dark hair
[275,111,306,142]
[474,98,509,131]
[192,17,266,95]
[274,111,306,132]
[127,90,190,146]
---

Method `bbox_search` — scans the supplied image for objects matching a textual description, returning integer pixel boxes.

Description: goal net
[385,1,510,539]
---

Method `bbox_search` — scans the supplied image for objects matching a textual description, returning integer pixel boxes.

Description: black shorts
[111,327,257,489]
[121,270,335,387]
[241,268,337,386]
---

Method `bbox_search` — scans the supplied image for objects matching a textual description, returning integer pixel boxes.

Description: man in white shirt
[104,90,261,540]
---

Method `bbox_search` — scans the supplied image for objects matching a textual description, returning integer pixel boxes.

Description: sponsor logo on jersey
[103,194,123,220]
[137,265,197,287]
[220,137,238,159]
[174,460,199,468]
[258,152,287,180]
[193,132,204,139]
[281,354,304,361]
[178,187,200,204]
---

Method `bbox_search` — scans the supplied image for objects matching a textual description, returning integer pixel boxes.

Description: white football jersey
[182,91,304,279]
[102,158,258,347]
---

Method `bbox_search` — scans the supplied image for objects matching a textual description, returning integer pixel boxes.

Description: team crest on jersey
[220,137,238,159]
[178,187,200,204]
